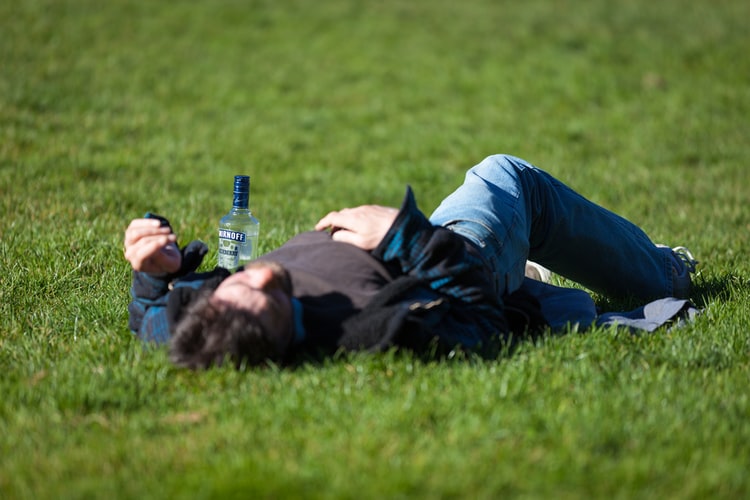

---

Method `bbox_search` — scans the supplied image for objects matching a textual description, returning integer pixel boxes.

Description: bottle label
[218,230,247,269]
[219,229,246,243]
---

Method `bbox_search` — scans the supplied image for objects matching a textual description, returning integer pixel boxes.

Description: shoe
[657,245,698,299]
[525,261,552,283]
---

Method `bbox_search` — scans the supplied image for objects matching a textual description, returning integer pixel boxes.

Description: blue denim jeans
[429,154,672,300]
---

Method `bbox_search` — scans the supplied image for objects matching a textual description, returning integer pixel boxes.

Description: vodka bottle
[218,175,260,270]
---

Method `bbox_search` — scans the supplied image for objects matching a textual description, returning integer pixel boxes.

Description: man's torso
[258,231,397,348]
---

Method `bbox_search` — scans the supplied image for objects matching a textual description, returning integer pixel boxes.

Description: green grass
[2,0,749,498]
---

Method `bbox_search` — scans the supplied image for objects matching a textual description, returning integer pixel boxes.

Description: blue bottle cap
[233,175,250,193]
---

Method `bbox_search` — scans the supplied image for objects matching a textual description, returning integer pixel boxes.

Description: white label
[218,229,246,242]
[218,232,246,269]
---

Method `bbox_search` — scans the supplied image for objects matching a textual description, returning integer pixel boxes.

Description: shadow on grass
[588,271,743,313]
[690,273,748,308]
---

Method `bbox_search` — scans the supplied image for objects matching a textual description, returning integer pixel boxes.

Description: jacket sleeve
[128,271,173,344]
[370,186,508,354]
[126,215,210,344]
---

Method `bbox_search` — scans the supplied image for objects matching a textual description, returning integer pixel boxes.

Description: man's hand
[315,205,398,250]
[124,218,182,275]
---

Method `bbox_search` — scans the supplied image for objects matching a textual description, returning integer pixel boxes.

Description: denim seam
[442,218,503,255]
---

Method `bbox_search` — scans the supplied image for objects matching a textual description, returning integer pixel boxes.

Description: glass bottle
[218,175,260,270]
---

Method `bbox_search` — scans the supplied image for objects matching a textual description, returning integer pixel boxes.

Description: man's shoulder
[173,267,230,289]
[164,267,230,334]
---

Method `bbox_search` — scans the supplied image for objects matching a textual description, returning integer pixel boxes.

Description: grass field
[1,0,749,498]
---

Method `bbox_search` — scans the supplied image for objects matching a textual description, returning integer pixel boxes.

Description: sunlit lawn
[1,0,748,497]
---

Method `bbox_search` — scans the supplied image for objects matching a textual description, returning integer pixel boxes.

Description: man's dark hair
[169,292,281,369]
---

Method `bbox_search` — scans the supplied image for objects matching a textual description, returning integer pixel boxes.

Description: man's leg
[429,154,683,300]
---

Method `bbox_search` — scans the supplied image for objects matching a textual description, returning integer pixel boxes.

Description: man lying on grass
[124,154,698,369]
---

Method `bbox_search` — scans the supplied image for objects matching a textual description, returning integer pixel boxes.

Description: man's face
[211,261,294,352]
